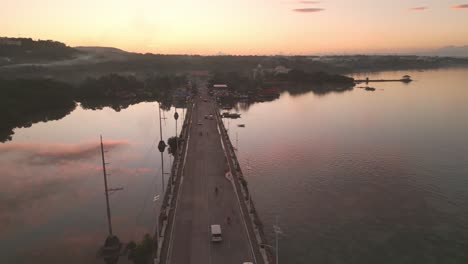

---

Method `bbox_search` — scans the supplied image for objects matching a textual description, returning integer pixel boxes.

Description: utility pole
[158,103,167,194]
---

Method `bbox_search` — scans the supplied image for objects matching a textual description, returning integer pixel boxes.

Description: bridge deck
[162,86,264,264]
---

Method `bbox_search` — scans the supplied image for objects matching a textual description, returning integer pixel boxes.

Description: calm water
[0,103,183,263]
[1,68,468,263]
[228,68,468,264]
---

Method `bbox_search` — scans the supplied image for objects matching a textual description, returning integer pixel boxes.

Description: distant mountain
[75,46,127,54]
[75,46,131,61]
[420,46,468,58]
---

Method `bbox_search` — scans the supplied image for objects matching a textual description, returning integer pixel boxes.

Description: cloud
[282,1,320,4]
[293,8,325,12]
[451,4,468,9]
[409,7,428,11]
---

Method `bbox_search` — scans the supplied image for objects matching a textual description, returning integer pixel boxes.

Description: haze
[1,0,468,54]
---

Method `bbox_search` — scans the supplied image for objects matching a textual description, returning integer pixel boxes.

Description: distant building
[274,65,290,75]
[252,64,264,80]
[0,38,22,46]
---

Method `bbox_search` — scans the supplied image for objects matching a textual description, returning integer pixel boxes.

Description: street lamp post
[273,216,282,264]
[157,103,167,194]
[153,195,161,240]
[174,109,179,185]
[153,194,161,264]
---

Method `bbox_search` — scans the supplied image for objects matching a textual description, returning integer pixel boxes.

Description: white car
[210,224,222,242]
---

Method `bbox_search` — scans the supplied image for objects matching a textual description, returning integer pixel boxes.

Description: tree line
[0,74,188,142]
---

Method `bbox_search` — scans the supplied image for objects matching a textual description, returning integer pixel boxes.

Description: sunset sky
[1,0,468,55]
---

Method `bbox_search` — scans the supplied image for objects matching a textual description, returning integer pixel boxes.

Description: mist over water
[1,68,468,263]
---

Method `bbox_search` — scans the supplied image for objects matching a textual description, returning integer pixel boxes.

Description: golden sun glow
[1,0,468,54]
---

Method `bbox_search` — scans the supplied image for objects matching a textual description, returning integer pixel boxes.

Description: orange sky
[1,0,468,55]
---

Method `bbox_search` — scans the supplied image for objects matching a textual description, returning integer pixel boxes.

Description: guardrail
[215,108,274,264]
[153,99,194,264]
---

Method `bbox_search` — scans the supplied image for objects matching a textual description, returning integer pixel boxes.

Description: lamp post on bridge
[153,194,160,264]
[153,195,161,239]
[272,216,283,264]
[157,103,167,194]
[174,109,179,185]
[259,217,282,264]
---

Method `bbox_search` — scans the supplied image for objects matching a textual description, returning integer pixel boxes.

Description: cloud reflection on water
[0,140,130,234]
[0,140,129,165]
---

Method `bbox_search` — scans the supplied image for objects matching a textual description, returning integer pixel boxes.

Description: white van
[210,224,222,242]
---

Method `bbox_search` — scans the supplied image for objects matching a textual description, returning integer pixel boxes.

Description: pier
[354,75,413,84]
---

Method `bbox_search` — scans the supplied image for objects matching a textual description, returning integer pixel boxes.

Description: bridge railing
[153,99,194,264]
[215,108,275,264]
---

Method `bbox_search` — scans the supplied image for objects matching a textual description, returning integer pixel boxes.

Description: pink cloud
[282,0,320,3]
[409,7,428,11]
[136,167,153,174]
[451,4,468,9]
[293,8,325,12]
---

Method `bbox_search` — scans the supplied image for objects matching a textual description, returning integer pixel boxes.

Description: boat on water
[401,75,413,83]
[238,124,245,127]
[365,87,376,91]
[222,112,241,118]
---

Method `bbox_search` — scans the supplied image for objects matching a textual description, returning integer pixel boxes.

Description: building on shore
[0,37,22,46]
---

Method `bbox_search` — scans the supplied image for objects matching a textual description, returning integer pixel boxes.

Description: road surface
[165,87,261,264]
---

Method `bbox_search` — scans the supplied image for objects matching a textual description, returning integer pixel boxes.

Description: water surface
[2,68,468,264]
[0,102,184,263]
[228,68,468,264]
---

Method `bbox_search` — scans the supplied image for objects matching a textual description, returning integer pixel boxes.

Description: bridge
[153,85,272,264]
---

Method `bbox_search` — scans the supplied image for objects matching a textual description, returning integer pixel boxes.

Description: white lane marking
[166,102,194,264]
[215,110,258,264]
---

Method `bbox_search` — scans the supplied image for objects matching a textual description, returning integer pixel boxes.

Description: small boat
[222,112,241,118]
[401,75,413,83]
[365,87,376,91]
[238,124,245,128]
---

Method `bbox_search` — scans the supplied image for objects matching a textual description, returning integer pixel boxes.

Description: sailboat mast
[100,135,113,236]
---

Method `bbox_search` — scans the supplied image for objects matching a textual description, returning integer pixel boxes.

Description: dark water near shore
[1,68,468,263]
